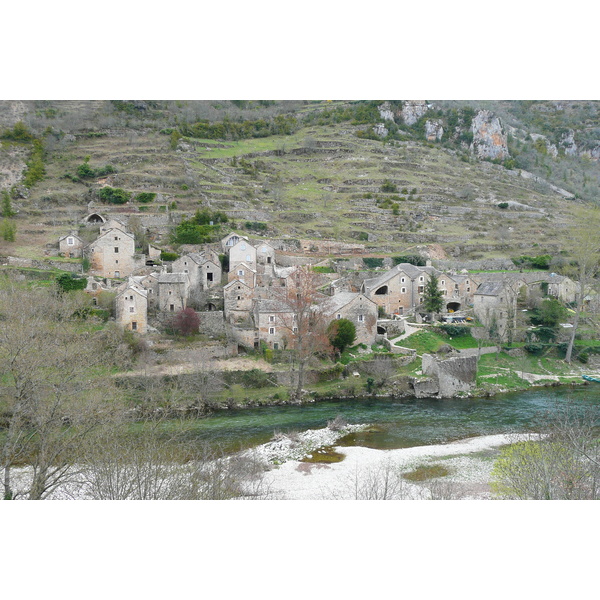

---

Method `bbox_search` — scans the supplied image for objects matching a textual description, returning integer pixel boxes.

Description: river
[170,384,600,453]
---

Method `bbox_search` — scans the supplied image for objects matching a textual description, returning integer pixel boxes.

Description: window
[115,271,120,277]
[240,243,246,250]
[262,247,267,253]
[207,272,213,282]
[401,287,406,293]
[129,307,134,313]
[336,314,341,320]
[273,342,279,350]
[114,247,119,253]
[246,254,252,262]
[358,315,364,322]
[131,322,137,331]
[238,270,244,277]
[267,256,272,264]
[237,296,241,300]
[269,327,275,335]
[293,326,298,333]
[418,285,424,293]
[401,277,405,283]
[269,315,275,322]
[441,280,445,286]
[170,304,175,312]
[67,237,74,246]
[419,276,424,282]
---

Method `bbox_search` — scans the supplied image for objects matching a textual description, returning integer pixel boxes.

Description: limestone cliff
[470,110,510,161]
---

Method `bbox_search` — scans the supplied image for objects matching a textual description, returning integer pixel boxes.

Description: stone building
[252,298,295,350]
[319,292,378,346]
[172,252,222,294]
[87,227,137,279]
[157,272,190,313]
[223,279,254,324]
[115,279,148,333]
[473,279,524,341]
[228,261,257,288]
[229,238,257,271]
[58,231,84,258]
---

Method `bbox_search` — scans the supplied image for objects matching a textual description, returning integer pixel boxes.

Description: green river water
[174,385,600,453]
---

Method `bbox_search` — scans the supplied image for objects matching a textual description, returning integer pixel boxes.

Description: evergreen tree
[1,190,15,218]
[422,273,444,315]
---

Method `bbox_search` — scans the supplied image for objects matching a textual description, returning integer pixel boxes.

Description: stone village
[53,211,579,392]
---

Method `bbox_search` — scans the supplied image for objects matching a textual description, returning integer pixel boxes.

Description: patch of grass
[301,446,345,463]
[403,464,450,481]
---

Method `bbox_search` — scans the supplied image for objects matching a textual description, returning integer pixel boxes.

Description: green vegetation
[171,209,229,245]
[76,158,116,179]
[56,273,87,292]
[180,114,299,140]
[135,192,156,203]
[98,186,131,204]
[403,464,450,481]
[0,220,16,242]
[328,318,357,354]
[422,273,444,314]
[512,254,552,270]
[363,257,384,269]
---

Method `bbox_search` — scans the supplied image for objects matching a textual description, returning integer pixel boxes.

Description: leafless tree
[560,209,600,363]
[274,266,332,399]
[0,278,124,499]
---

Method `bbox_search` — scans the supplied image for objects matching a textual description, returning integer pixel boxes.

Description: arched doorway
[447,301,461,312]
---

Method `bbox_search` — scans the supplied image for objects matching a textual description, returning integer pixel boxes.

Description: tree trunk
[565,279,585,364]
[3,465,13,500]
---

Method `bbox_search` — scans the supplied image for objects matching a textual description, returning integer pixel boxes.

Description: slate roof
[362,263,426,293]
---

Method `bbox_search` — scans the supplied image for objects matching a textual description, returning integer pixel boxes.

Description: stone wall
[4,256,83,273]
[198,310,226,337]
[421,353,478,397]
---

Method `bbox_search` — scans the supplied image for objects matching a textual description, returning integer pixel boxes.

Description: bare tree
[0,278,123,499]
[560,209,600,363]
[274,266,332,399]
[491,407,600,500]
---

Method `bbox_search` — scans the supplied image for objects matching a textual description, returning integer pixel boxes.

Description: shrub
[98,187,131,204]
[381,179,398,193]
[160,251,179,262]
[392,254,426,266]
[497,202,509,209]
[439,324,470,337]
[135,192,156,203]
[0,219,16,242]
[363,257,384,269]
[171,308,200,336]
[56,273,87,292]
[328,318,356,354]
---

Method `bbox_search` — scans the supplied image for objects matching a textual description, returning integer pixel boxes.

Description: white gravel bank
[254,431,537,500]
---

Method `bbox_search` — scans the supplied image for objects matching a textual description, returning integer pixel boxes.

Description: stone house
[255,241,277,280]
[473,279,524,341]
[229,238,257,271]
[228,261,256,288]
[223,279,254,324]
[58,232,85,258]
[115,279,148,333]
[87,228,137,279]
[221,232,248,252]
[130,273,160,309]
[318,292,378,346]
[252,298,296,350]
[172,252,222,293]
[157,272,190,313]
[361,263,432,316]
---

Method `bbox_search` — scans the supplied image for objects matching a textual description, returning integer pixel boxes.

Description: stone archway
[447,301,461,312]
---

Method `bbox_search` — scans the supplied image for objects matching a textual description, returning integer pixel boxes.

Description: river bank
[251,431,537,500]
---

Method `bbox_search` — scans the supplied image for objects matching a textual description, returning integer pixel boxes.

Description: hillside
[1,99,599,263]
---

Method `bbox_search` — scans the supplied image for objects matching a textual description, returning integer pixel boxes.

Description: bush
[363,257,384,269]
[392,254,426,266]
[160,251,179,262]
[524,343,546,355]
[497,202,509,209]
[381,179,398,193]
[328,318,356,354]
[56,273,87,292]
[0,219,16,242]
[439,324,470,337]
[135,192,156,203]
[98,187,131,204]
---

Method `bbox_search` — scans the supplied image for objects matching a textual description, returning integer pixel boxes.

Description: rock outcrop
[401,101,430,126]
[470,110,510,161]
[425,119,444,141]
[413,353,479,398]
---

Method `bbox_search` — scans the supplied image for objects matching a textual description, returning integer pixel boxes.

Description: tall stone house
[115,279,149,333]
[229,238,257,272]
[87,227,137,279]
[157,272,190,313]
[223,279,254,324]
[473,279,524,341]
